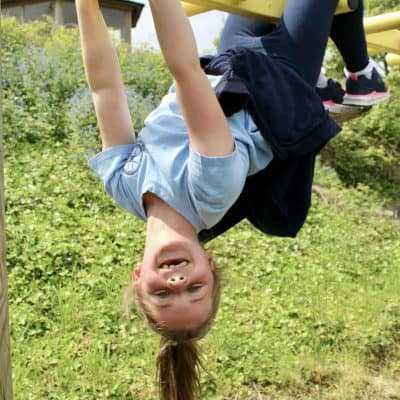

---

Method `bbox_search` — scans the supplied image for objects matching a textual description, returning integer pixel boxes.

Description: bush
[319,0,400,205]
[367,0,400,14]
[320,69,400,206]
[118,43,172,100]
[1,16,171,147]
[68,86,158,159]
[2,17,85,143]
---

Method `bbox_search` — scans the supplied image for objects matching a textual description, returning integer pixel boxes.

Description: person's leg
[261,0,339,86]
[330,0,369,72]
[330,0,390,106]
[218,14,275,54]
[219,8,346,112]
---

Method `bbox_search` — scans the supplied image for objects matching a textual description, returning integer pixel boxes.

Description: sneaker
[316,78,346,112]
[343,67,390,106]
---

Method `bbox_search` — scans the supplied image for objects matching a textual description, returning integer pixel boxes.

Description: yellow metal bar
[335,0,358,14]
[181,1,400,58]
[182,0,356,21]
[364,11,400,34]
[182,2,212,16]
[183,0,284,22]
[386,53,400,66]
[364,12,400,57]
[367,30,400,55]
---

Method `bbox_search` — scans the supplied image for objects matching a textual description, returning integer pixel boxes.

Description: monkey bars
[386,53,400,66]
[182,0,358,21]
[364,11,400,65]
[182,1,400,65]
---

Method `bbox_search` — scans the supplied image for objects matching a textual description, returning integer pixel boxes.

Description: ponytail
[157,339,202,400]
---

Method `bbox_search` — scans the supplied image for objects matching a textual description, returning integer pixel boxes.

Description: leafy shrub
[2,16,171,147]
[68,86,158,159]
[317,1,400,204]
[2,17,85,143]
[1,15,53,52]
[118,43,172,100]
[368,0,400,14]
[320,70,400,205]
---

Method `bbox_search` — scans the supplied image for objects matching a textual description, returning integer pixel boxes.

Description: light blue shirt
[89,76,273,232]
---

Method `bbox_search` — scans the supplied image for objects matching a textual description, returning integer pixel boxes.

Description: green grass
[5,142,400,399]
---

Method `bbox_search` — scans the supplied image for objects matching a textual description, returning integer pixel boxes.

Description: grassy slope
[5,142,400,400]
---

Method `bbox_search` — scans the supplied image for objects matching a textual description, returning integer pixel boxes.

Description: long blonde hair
[124,268,221,400]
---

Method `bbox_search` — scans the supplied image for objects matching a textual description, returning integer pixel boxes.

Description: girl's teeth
[160,261,188,269]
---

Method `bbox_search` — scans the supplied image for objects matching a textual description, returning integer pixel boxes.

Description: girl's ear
[206,254,216,272]
[132,262,142,284]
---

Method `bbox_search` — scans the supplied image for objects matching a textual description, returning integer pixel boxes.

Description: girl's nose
[167,275,187,287]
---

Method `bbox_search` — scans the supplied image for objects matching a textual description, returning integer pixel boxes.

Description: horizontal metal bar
[386,53,400,65]
[182,2,212,16]
[367,30,400,55]
[181,0,400,58]
[182,0,356,21]
[364,11,400,34]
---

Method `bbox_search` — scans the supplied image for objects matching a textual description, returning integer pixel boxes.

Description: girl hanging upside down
[75,1,389,399]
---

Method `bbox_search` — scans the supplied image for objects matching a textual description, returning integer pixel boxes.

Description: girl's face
[133,240,215,330]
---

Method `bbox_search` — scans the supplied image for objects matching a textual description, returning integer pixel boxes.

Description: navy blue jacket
[198,47,341,242]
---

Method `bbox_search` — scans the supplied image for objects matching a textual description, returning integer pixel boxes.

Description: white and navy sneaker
[343,66,390,106]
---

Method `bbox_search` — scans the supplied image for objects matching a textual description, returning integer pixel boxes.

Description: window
[2,1,132,42]
[2,6,24,21]
[102,7,125,30]
[2,2,52,22]
[62,1,78,26]
[24,2,52,22]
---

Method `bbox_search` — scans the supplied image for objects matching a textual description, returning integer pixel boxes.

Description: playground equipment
[182,0,400,65]
[363,11,400,65]
[182,0,359,20]
[386,53,400,66]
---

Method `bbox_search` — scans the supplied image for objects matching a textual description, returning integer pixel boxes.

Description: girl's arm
[149,0,234,157]
[76,0,135,150]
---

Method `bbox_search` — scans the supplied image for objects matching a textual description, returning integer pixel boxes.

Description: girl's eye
[188,285,203,293]
[154,291,170,298]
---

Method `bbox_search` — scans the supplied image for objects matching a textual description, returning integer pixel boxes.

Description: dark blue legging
[218,0,369,86]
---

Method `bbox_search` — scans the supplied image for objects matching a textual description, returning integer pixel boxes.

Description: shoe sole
[325,104,371,124]
[343,91,390,106]
[323,101,354,113]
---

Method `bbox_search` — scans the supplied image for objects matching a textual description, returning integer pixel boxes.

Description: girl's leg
[218,14,275,54]
[330,0,389,106]
[261,0,339,86]
[330,0,369,72]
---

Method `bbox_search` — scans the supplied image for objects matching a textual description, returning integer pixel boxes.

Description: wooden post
[0,24,13,400]
[54,0,64,27]
[122,10,132,44]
